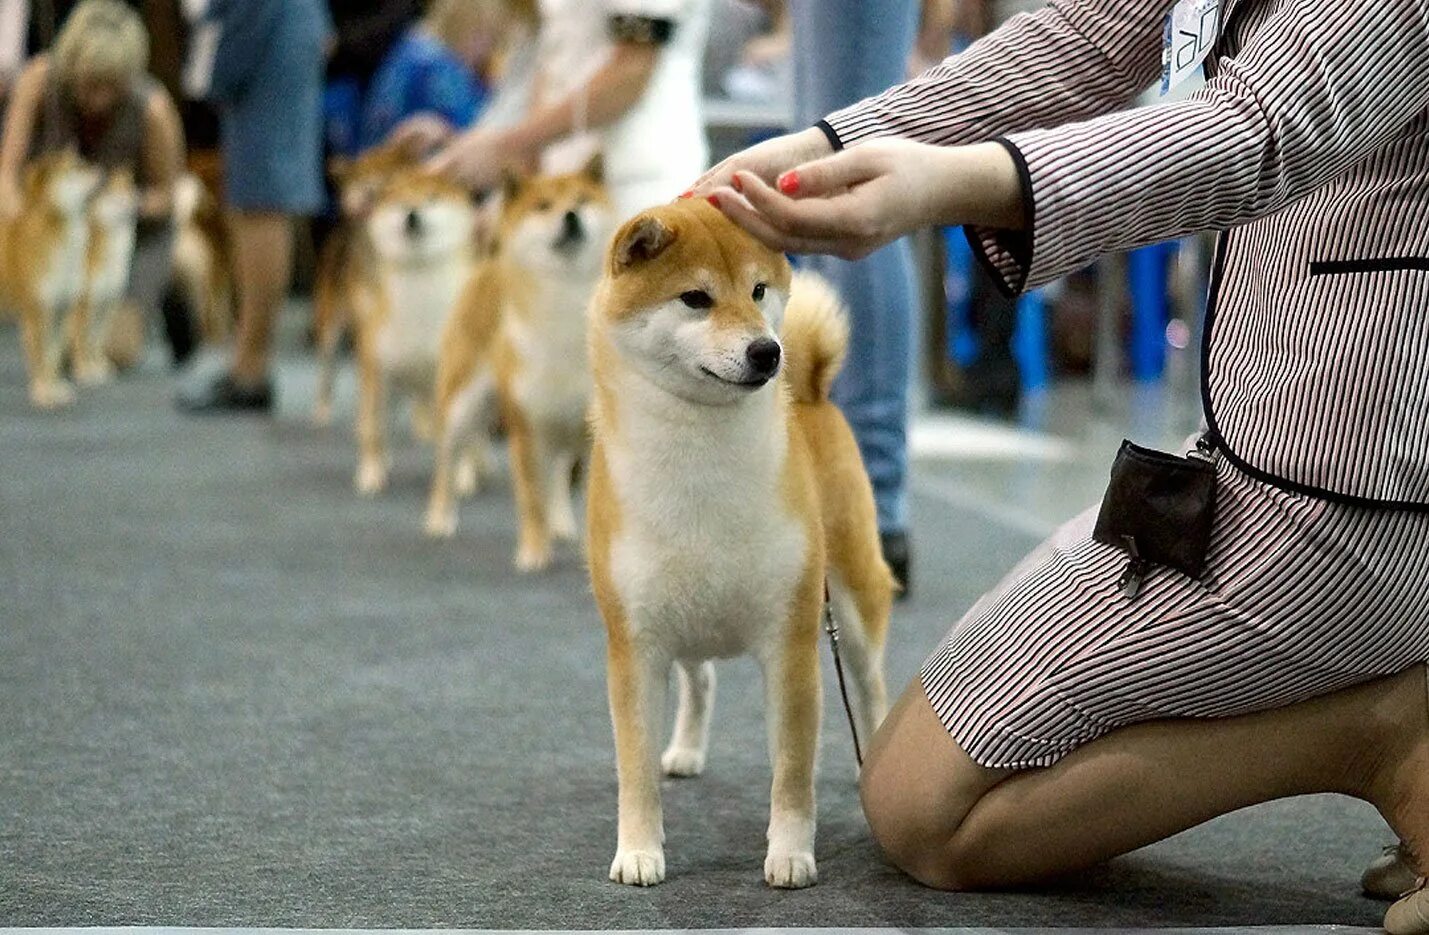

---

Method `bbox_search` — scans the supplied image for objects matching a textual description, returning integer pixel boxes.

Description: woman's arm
[0,56,48,217]
[428,42,657,189]
[138,87,186,220]
[822,0,1167,149]
[967,0,1429,293]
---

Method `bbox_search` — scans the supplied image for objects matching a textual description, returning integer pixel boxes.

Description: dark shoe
[177,372,274,414]
[881,530,911,600]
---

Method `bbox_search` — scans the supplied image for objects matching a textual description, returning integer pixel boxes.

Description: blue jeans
[792,0,920,535]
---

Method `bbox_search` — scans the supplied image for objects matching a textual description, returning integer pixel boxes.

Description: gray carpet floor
[0,329,1400,929]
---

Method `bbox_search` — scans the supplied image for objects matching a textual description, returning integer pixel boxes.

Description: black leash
[823,580,863,767]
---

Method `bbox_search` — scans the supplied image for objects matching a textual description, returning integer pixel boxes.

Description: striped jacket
[822,0,1429,509]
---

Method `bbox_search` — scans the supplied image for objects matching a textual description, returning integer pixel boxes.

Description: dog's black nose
[404,209,422,235]
[746,337,781,377]
[561,209,582,240]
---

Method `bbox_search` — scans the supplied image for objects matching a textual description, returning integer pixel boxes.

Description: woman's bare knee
[857,679,1007,889]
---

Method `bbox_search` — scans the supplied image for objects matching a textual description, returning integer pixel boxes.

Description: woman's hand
[703,138,1024,259]
[686,126,832,199]
[426,127,513,192]
[389,113,456,157]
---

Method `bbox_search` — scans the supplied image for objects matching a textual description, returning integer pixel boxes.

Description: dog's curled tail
[782,271,849,404]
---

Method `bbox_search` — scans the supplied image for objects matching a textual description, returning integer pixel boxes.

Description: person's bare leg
[862,667,1429,890]
[228,210,293,385]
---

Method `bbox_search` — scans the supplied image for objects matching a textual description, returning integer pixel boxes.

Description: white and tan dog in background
[70,167,138,387]
[586,200,895,889]
[426,159,613,571]
[352,168,478,494]
[0,149,101,408]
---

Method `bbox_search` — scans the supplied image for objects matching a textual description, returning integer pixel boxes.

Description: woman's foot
[1365,844,1421,900]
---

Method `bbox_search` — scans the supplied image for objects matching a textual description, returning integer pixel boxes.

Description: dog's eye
[679,290,714,310]
[752,282,767,301]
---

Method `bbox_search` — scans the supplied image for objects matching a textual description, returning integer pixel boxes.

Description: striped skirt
[922,441,1429,770]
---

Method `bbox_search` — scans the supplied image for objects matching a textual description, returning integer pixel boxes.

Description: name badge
[1161,0,1220,94]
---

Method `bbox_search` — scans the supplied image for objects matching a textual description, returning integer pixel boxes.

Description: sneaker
[880,530,911,601]
[176,371,274,414]
[1386,879,1429,935]
[1366,844,1421,900]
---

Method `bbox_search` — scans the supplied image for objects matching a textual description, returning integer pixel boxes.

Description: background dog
[353,168,478,494]
[0,149,101,408]
[586,200,895,888]
[70,167,138,387]
[425,159,613,572]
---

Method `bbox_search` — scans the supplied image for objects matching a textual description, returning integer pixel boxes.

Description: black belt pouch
[1092,440,1218,596]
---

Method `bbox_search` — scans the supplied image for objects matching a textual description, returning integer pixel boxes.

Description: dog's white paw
[515,540,552,573]
[424,503,457,538]
[661,746,705,778]
[764,850,817,889]
[29,380,76,409]
[610,848,665,886]
[312,399,333,427]
[354,459,388,496]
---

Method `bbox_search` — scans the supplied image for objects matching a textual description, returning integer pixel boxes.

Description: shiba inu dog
[353,168,478,494]
[171,172,233,349]
[0,150,101,408]
[585,200,895,888]
[312,143,418,426]
[425,159,613,572]
[70,168,138,386]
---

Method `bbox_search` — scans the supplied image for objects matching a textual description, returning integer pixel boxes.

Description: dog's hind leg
[662,660,715,777]
[827,568,891,755]
[546,445,579,542]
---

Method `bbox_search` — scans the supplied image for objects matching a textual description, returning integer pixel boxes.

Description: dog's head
[497,157,613,276]
[366,168,476,264]
[595,199,792,407]
[90,167,137,229]
[330,142,419,219]
[25,149,101,216]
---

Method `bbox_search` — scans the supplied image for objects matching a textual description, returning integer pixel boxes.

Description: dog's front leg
[507,406,552,571]
[354,351,389,494]
[760,576,823,889]
[607,633,669,886]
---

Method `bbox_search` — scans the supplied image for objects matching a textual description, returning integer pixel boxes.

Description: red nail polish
[777,170,800,195]
[707,194,720,207]
[677,189,692,199]
[731,174,743,193]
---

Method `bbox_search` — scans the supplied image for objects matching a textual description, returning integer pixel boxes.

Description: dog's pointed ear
[582,153,604,185]
[611,213,675,270]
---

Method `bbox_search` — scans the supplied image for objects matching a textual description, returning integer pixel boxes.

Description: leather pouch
[1092,439,1218,598]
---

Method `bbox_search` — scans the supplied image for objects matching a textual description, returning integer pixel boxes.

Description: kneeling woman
[693,0,1429,931]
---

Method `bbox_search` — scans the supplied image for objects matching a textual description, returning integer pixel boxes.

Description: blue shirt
[359,28,488,150]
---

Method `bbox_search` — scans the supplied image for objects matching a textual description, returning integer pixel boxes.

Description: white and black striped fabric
[823,0,1429,507]
[920,445,1429,769]
[819,0,1429,765]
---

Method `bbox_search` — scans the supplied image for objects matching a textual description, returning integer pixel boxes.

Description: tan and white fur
[353,169,478,494]
[586,200,895,888]
[312,143,417,426]
[425,160,613,572]
[70,167,138,386]
[0,150,101,408]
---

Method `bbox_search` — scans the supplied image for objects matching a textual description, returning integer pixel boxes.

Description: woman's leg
[862,667,1429,890]
[229,209,294,386]
[791,0,921,571]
